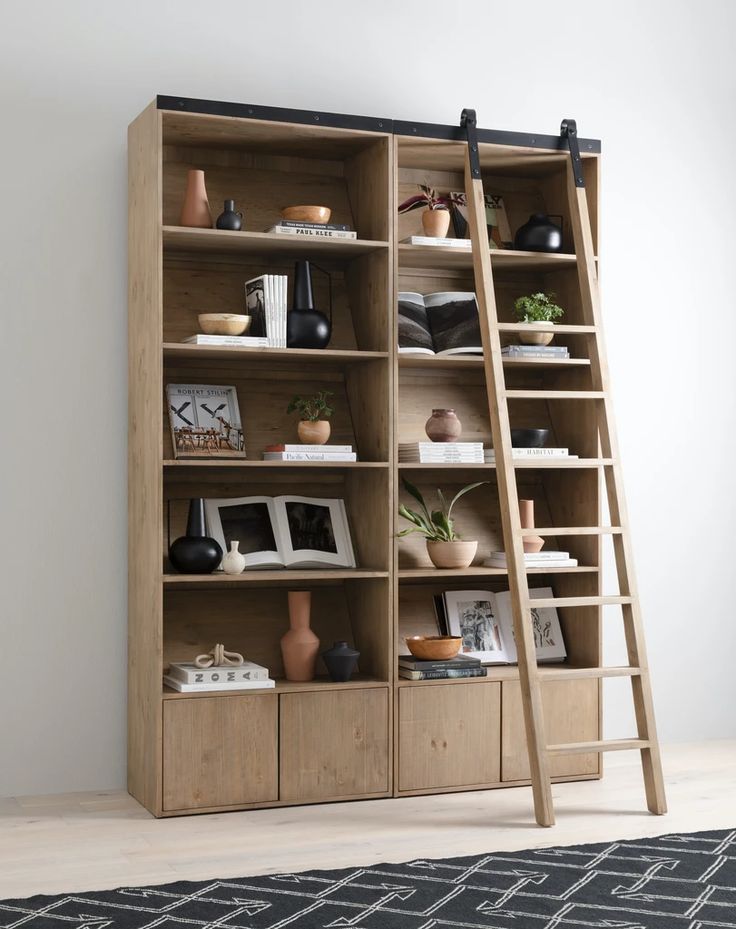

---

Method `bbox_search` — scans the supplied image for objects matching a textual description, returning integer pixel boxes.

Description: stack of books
[483,551,579,569]
[263,443,357,462]
[399,442,484,464]
[485,447,576,461]
[401,235,471,248]
[182,334,268,348]
[163,660,275,693]
[398,654,486,681]
[502,345,570,360]
[264,221,357,240]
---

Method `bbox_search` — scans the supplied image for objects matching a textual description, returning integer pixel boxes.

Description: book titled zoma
[166,384,245,459]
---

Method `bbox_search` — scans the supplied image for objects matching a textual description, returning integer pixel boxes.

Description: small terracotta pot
[422,208,451,238]
[426,539,478,569]
[298,419,331,445]
[520,499,545,553]
[179,169,212,228]
[519,322,554,346]
[425,408,462,442]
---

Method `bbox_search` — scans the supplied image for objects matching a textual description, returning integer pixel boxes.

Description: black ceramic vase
[514,213,562,252]
[287,260,332,349]
[215,199,243,231]
[321,640,360,682]
[169,498,222,574]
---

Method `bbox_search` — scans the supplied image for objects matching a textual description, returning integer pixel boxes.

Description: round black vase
[321,640,360,682]
[514,213,562,252]
[287,307,331,349]
[215,199,243,231]
[169,498,222,574]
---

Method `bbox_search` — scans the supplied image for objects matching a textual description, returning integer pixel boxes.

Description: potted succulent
[398,477,487,569]
[286,390,334,445]
[513,291,565,346]
[398,184,451,238]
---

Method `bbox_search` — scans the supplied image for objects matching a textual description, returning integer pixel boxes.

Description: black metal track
[157,95,601,153]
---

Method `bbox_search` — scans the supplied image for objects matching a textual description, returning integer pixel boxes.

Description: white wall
[1,0,734,797]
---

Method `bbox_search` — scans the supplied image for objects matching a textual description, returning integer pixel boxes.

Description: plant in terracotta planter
[397,477,487,569]
[513,291,565,346]
[398,184,451,238]
[287,390,334,445]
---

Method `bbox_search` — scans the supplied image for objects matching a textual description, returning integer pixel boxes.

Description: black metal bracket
[561,118,585,187]
[461,108,482,179]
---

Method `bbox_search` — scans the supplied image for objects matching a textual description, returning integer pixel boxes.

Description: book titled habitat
[398,291,482,355]
[166,384,245,459]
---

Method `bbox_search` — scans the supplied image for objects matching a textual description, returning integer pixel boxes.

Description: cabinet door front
[163,695,278,811]
[502,679,599,781]
[280,689,389,802]
[398,682,501,792]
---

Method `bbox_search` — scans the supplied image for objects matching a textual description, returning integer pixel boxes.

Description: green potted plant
[398,184,451,238]
[286,390,334,445]
[398,477,487,568]
[513,291,565,345]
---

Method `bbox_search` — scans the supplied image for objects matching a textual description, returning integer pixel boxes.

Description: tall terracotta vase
[281,590,319,681]
[520,499,545,553]
[179,169,212,228]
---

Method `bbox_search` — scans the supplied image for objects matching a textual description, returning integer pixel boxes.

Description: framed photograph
[166,384,245,459]
[444,589,511,663]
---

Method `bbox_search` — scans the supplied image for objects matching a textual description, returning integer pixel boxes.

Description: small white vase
[221,540,246,575]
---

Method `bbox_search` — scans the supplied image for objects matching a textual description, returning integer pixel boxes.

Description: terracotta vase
[179,169,212,228]
[520,499,545,553]
[425,409,462,442]
[298,419,330,445]
[281,590,319,682]
[426,539,477,569]
[421,208,451,238]
[519,321,554,346]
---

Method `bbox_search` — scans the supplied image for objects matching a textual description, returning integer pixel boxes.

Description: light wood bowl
[405,635,462,661]
[198,314,251,336]
[281,205,331,224]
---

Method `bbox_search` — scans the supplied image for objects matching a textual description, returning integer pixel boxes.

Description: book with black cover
[398,654,482,671]
[398,291,481,355]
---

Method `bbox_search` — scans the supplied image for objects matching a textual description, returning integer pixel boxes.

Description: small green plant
[513,292,565,323]
[398,477,487,542]
[286,390,334,422]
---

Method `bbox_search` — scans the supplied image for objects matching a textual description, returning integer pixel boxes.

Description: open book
[204,495,355,569]
[398,291,482,355]
[443,587,566,665]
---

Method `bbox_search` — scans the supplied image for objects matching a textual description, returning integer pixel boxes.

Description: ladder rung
[547,739,649,756]
[521,527,623,536]
[530,596,633,609]
[497,323,597,334]
[539,666,641,681]
[504,389,606,400]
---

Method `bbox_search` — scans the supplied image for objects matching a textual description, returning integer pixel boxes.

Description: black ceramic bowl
[511,428,549,448]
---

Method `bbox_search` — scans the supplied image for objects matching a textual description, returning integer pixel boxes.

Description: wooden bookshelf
[129,98,605,816]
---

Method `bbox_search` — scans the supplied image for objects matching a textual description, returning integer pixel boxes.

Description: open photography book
[204,495,355,569]
[442,587,566,665]
[398,291,482,355]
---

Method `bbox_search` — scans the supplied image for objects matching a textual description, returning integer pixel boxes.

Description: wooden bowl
[281,205,331,224]
[405,635,462,661]
[198,313,251,336]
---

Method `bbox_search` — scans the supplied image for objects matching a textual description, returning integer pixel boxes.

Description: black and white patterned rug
[3,828,735,928]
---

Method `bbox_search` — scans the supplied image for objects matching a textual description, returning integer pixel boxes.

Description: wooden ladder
[460,110,667,827]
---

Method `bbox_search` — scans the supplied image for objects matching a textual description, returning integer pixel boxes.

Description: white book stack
[262,444,356,462]
[264,221,357,240]
[399,442,484,464]
[244,274,288,347]
[501,345,570,359]
[183,335,269,347]
[485,447,577,461]
[164,660,275,693]
[401,235,472,248]
[483,551,579,568]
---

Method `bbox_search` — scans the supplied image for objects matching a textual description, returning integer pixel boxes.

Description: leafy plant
[513,292,565,323]
[286,390,334,422]
[398,477,487,542]
[398,184,450,213]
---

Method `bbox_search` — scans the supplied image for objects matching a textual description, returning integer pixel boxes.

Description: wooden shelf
[163,675,389,699]
[163,344,389,365]
[163,226,390,259]
[163,569,389,588]
[398,353,590,370]
[163,459,388,470]
[398,566,598,582]
[397,460,612,473]
[497,323,596,335]
[398,244,579,271]
[396,664,622,687]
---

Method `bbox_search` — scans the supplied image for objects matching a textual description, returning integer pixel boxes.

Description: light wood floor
[2,741,734,900]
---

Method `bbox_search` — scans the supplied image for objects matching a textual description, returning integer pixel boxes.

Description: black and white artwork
[444,590,509,663]
[531,606,557,648]
[397,291,482,355]
[285,501,338,554]
[218,501,277,555]
[397,293,434,354]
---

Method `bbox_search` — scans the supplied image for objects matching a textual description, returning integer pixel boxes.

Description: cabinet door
[163,695,278,811]
[398,682,501,792]
[279,689,389,802]
[501,679,599,781]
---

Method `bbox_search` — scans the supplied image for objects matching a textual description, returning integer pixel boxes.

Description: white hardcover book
[265,226,357,240]
[279,274,287,347]
[168,661,270,684]
[163,676,275,693]
[485,551,573,564]
[400,442,484,453]
[483,558,579,568]
[401,236,472,248]
[262,452,357,461]
[183,335,269,347]
[266,444,353,453]
[264,275,276,347]
[502,345,569,354]
[486,448,570,458]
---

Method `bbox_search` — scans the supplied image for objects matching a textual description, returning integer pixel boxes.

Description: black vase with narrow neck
[287,259,332,349]
[168,498,222,574]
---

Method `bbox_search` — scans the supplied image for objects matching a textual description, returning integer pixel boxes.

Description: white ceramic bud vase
[221,540,246,575]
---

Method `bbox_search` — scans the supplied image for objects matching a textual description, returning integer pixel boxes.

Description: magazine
[398,291,482,355]
[204,495,356,569]
[449,192,512,248]
[166,384,245,459]
[443,587,566,665]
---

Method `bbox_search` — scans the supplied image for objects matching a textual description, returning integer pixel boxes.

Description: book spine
[163,676,275,692]
[262,452,357,461]
[502,348,569,356]
[279,220,351,231]
[169,666,270,683]
[268,227,357,239]
[185,337,269,346]
[400,667,487,680]
[486,448,569,457]
[398,661,481,672]
[265,444,354,453]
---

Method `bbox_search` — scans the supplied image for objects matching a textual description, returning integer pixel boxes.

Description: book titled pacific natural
[398,291,482,355]
[166,384,245,459]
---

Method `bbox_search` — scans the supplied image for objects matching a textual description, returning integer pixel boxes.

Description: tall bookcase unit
[129,97,627,818]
